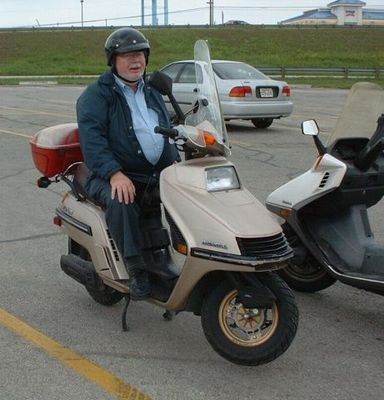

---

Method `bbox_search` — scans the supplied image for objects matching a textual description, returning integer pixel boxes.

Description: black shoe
[128,269,151,300]
[124,256,151,300]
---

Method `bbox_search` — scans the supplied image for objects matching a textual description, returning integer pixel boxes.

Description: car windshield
[213,62,268,80]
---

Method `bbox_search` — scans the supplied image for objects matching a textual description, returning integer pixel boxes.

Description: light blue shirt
[115,76,164,165]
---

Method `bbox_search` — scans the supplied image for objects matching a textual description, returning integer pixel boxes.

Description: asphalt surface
[0,85,383,400]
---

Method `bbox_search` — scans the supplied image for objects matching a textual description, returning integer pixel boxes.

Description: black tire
[251,118,273,129]
[68,239,124,306]
[201,273,299,366]
[278,256,336,292]
[86,285,124,306]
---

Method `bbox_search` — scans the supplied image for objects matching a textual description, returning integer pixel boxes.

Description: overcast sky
[1,1,383,28]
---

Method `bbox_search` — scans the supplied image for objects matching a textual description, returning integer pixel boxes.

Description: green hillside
[0,26,383,87]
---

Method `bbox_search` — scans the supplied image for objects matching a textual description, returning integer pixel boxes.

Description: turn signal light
[203,132,216,146]
[197,129,216,146]
[53,216,62,226]
[282,86,291,97]
[314,155,324,169]
[279,208,291,219]
[229,86,252,97]
[176,243,188,255]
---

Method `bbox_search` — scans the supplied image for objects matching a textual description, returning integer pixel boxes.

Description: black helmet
[104,27,150,66]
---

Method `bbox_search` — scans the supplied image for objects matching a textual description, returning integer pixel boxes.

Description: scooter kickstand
[121,295,131,332]
[162,310,174,321]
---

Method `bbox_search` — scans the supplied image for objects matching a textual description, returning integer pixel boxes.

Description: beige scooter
[30,40,298,365]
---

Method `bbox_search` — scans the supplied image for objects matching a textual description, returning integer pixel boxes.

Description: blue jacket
[76,69,179,185]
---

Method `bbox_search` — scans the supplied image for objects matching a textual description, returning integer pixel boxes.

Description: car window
[161,63,185,81]
[177,63,204,84]
[178,63,197,83]
[213,62,268,80]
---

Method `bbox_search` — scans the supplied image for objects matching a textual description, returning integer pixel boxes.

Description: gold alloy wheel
[218,289,279,347]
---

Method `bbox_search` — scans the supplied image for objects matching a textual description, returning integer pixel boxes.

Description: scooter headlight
[206,166,240,192]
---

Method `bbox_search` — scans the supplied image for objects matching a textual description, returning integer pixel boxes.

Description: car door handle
[193,88,199,93]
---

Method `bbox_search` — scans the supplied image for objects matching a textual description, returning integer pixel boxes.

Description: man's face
[115,51,146,82]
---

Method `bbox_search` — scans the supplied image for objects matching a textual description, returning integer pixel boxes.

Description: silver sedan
[160,60,293,129]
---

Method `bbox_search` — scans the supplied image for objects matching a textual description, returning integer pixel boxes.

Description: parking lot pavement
[0,85,383,400]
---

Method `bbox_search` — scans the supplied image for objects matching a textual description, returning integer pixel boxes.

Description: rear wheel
[251,118,273,129]
[69,239,124,306]
[201,273,298,366]
[86,285,124,306]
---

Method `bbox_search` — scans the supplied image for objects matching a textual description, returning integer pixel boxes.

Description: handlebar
[154,126,179,139]
[354,114,384,171]
[354,138,384,172]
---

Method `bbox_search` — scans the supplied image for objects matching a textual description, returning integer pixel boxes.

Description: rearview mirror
[148,70,173,96]
[302,119,319,136]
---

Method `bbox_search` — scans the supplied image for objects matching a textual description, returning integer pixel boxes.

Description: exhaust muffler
[60,254,100,290]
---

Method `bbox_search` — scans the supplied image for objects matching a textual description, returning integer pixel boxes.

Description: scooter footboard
[306,204,376,273]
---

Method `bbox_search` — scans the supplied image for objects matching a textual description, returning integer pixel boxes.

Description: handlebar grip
[354,138,384,171]
[154,126,179,139]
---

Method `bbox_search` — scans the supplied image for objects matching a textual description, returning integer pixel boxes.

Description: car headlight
[206,166,240,192]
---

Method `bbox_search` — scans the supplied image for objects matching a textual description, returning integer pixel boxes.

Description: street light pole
[206,0,214,26]
[80,0,84,28]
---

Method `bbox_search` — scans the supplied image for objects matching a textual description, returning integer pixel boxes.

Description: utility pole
[164,0,169,25]
[152,0,158,25]
[141,0,145,26]
[80,0,84,27]
[207,0,214,26]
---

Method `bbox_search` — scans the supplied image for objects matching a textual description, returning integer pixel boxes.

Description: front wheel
[278,256,336,292]
[251,118,273,129]
[201,273,298,366]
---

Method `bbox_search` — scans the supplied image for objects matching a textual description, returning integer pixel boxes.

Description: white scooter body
[267,153,347,212]
[266,82,384,295]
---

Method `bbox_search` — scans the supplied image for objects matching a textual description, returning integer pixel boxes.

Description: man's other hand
[110,171,136,204]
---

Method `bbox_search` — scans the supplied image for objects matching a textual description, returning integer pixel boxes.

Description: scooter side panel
[155,254,285,310]
[57,193,128,280]
[266,154,347,210]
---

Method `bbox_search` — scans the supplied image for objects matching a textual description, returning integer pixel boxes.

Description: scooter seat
[72,163,105,208]
[73,162,90,196]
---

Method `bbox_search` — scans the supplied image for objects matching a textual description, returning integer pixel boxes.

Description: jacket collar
[98,69,116,86]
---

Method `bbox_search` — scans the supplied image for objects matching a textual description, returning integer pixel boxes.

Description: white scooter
[266,82,384,295]
[30,40,298,365]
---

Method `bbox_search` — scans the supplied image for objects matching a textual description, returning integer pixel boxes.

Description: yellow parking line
[0,128,31,139]
[0,308,152,400]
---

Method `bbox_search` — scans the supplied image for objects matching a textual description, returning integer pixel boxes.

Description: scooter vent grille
[106,229,120,261]
[164,208,186,251]
[236,233,292,260]
[319,172,330,188]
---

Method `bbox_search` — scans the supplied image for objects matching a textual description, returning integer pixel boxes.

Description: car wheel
[251,118,273,129]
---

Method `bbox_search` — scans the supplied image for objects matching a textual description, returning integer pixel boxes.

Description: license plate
[259,88,274,98]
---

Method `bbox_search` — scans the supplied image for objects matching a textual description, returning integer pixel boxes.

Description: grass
[0,26,383,88]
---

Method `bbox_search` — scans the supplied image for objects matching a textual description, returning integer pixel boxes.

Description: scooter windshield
[327,82,384,147]
[185,40,229,153]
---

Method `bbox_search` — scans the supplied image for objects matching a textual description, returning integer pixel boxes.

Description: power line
[28,4,384,28]
[35,6,209,27]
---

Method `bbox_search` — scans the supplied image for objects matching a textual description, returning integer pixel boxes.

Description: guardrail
[257,66,384,79]
[0,67,382,82]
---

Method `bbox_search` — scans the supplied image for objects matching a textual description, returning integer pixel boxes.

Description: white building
[281,1,384,26]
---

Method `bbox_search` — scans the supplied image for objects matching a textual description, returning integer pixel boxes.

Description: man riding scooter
[76,27,179,300]
[31,39,299,365]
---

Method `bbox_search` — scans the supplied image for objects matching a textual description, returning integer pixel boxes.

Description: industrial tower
[141,0,169,26]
